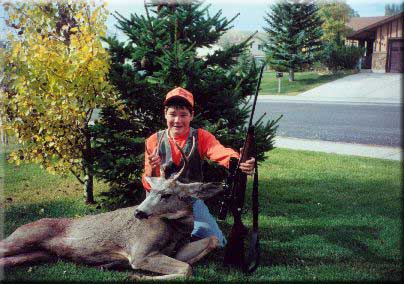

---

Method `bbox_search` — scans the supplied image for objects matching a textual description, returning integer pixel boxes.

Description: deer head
[135,131,223,220]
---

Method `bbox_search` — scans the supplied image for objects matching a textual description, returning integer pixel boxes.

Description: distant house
[347,12,403,73]
[249,35,266,66]
[217,30,266,66]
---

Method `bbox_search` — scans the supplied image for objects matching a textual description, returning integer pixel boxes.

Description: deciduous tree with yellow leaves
[1,0,118,204]
[317,0,359,43]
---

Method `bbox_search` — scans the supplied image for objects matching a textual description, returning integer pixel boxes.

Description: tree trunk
[83,163,95,204]
[0,118,8,145]
[83,129,95,204]
[288,68,295,82]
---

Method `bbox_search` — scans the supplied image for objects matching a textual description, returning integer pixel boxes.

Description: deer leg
[0,219,67,257]
[0,251,55,267]
[0,238,33,257]
[96,260,130,271]
[129,253,192,280]
[0,235,41,257]
[175,236,219,264]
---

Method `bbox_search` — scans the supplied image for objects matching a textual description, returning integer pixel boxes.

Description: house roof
[347,12,404,40]
[347,16,390,31]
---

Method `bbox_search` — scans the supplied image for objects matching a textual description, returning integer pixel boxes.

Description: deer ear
[145,177,161,188]
[181,182,224,200]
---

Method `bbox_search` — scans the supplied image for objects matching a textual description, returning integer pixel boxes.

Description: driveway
[258,72,402,104]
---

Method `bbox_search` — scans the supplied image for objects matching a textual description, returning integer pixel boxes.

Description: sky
[104,0,404,35]
[1,0,403,41]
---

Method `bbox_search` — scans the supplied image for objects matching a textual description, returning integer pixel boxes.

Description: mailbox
[275,72,283,78]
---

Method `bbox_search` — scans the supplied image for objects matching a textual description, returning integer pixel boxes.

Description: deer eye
[161,193,172,199]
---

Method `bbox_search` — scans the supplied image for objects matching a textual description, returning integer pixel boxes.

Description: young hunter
[142,87,255,248]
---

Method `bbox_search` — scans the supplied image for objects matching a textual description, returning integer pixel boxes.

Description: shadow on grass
[212,220,400,280]
[209,171,400,279]
[259,224,395,265]
[254,175,400,219]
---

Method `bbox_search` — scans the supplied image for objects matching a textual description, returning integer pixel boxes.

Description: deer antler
[154,131,165,178]
[169,133,196,182]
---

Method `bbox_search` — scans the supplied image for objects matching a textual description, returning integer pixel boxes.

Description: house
[217,30,266,66]
[347,12,403,73]
[249,35,266,66]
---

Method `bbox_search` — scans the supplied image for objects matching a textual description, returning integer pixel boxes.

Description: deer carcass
[0,135,224,280]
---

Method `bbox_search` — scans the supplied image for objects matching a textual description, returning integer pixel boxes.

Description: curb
[256,95,401,106]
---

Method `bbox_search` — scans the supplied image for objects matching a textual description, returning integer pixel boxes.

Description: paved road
[254,101,401,147]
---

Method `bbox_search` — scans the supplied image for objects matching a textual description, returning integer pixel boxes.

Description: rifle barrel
[247,63,266,129]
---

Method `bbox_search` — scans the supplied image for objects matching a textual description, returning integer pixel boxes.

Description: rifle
[218,157,237,221]
[223,63,265,273]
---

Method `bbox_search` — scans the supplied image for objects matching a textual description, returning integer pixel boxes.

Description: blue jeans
[191,199,227,248]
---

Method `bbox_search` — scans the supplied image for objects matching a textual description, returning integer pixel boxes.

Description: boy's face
[165,106,193,137]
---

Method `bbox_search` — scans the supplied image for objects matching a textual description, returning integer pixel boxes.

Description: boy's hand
[239,157,255,175]
[239,147,255,175]
[148,148,161,169]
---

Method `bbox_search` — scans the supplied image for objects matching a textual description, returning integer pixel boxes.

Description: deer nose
[134,209,149,219]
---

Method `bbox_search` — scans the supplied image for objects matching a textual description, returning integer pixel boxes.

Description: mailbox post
[276,72,283,93]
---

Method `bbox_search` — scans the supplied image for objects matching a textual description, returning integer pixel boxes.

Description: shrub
[321,42,365,72]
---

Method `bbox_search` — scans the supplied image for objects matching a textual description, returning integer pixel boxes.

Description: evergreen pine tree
[384,3,404,16]
[91,1,280,209]
[263,0,323,81]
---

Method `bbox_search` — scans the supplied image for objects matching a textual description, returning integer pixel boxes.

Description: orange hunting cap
[164,87,194,108]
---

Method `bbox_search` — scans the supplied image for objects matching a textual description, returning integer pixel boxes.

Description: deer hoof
[128,273,143,280]
[185,265,193,277]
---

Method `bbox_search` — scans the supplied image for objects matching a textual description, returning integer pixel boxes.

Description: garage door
[388,40,404,73]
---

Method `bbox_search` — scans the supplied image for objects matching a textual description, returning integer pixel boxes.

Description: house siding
[374,18,403,53]
[371,17,403,72]
[397,18,403,37]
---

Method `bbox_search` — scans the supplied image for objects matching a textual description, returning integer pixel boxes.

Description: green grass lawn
[260,70,356,96]
[1,147,401,282]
